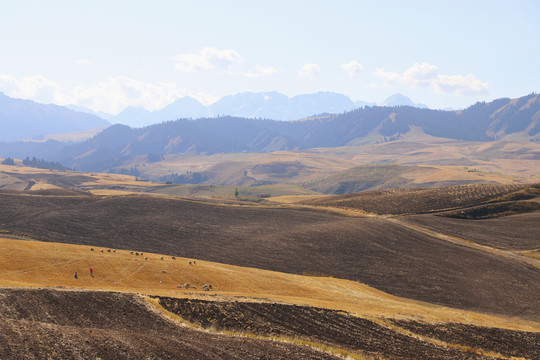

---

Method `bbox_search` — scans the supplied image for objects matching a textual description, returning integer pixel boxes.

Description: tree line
[21,156,70,170]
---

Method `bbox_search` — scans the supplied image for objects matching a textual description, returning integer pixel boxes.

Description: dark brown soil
[403,212,540,250]
[440,200,540,219]
[1,192,539,320]
[391,319,540,360]
[301,183,527,215]
[157,297,505,360]
[0,288,340,360]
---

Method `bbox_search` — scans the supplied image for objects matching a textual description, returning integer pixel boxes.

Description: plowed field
[402,212,540,250]
[0,288,339,360]
[391,319,540,360]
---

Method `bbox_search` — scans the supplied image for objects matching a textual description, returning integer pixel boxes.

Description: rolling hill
[1,169,539,359]
[2,237,538,359]
[0,186,538,321]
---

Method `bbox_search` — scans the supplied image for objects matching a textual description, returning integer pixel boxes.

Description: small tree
[234,187,239,198]
[1,157,15,165]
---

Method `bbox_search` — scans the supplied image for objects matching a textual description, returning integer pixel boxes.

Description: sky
[0,0,539,114]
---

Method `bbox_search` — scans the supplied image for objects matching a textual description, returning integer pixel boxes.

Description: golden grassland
[3,140,539,200]
[1,237,538,333]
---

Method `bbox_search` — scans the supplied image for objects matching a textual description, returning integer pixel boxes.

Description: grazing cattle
[90,248,94,251]
[172,256,176,260]
[135,252,139,256]
[184,283,189,289]
[160,256,164,260]
[113,249,116,253]
[176,285,182,288]
[188,261,192,265]
[100,249,104,253]
[107,249,111,253]
[130,251,134,255]
[193,260,197,265]
[203,284,211,291]
[162,270,167,273]
[144,257,148,260]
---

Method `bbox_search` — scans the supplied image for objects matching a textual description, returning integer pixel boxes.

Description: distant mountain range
[1,93,537,172]
[70,92,427,127]
[0,92,110,142]
[0,91,428,141]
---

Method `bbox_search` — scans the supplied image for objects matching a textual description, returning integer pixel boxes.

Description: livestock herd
[89,247,212,291]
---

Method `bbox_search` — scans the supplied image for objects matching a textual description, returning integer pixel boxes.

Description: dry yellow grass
[130,150,360,183]
[1,237,538,332]
[400,165,518,185]
[267,194,330,203]
[28,182,64,191]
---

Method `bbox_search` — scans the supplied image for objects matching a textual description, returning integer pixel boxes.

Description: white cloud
[69,76,187,113]
[341,60,364,78]
[374,62,488,95]
[436,74,489,95]
[298,63,320,79]
[174,47,243,74]
[0,74,196,114]
[74,59,90,65]
[173,47,277,79]
[0,74,63,104]
[243,65,278,78]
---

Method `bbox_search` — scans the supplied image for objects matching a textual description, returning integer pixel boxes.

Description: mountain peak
[382,93,427,109]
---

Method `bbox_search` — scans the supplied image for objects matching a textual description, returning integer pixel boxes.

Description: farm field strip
[151,297,540,360]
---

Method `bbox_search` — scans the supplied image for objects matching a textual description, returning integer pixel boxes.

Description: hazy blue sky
[0,0,538,113]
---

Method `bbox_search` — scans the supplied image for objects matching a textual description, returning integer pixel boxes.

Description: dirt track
[0,192,539,320]
[0,288,340,360]
[402,212,540,251]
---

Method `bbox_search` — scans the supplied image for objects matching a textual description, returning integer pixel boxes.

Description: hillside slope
[1,237,538,359]
[0,191,538,320]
